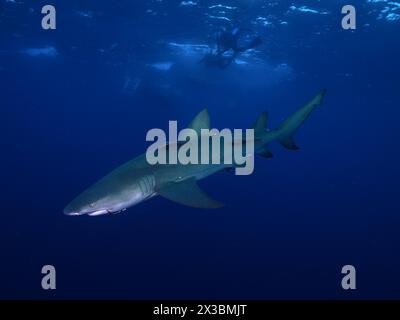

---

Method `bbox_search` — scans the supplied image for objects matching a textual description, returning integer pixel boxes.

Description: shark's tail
[253,89,326,157]
[276,89,327,150]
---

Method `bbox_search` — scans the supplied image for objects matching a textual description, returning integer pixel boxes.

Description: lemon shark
[64,89,326,216]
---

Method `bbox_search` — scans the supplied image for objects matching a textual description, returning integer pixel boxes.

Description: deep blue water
[1,0,400,299]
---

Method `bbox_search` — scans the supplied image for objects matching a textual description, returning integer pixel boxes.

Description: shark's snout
[64,211,81,216]
[63,205,83,216]
[63,205,109,217]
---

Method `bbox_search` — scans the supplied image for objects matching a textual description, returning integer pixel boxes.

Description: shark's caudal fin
[277,89,327,150]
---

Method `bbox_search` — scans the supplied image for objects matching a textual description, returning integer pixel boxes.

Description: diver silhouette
[216,26,262,55]
[201,26,262,69]
[200,50,235,69]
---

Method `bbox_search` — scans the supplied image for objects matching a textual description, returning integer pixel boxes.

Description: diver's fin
[188,109,211,135]
[277,89,326,150]
[157,178,223,209]
[257,147,274,158]
[253,111,268,137]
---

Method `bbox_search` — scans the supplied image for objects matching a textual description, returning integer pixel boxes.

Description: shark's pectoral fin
[157,178,224,209]
[279,136,300,150]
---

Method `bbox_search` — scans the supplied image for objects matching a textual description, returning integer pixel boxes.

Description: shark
[64,89,326,216]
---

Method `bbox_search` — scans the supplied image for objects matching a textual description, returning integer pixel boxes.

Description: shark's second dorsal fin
[157,178,223,209]
[253,111,269,135]
[188,109,211,135]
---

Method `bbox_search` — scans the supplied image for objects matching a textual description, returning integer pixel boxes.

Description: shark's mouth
[87,209,109,217]
[65,209,116,217]
[86,208,127,216]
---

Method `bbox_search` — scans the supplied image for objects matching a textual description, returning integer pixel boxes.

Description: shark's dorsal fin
[188,109,211,135]
[157,178,223,209]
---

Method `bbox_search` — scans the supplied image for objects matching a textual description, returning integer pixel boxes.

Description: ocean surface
[1,0,399,299]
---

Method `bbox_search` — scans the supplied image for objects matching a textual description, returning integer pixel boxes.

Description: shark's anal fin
[257,146,274,158]
[279,136,300,150]
[157,178,223,209]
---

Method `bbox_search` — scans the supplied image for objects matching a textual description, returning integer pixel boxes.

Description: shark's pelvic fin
[188,109,211,135]
[157,177,224,209]
[277,89,326,151]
